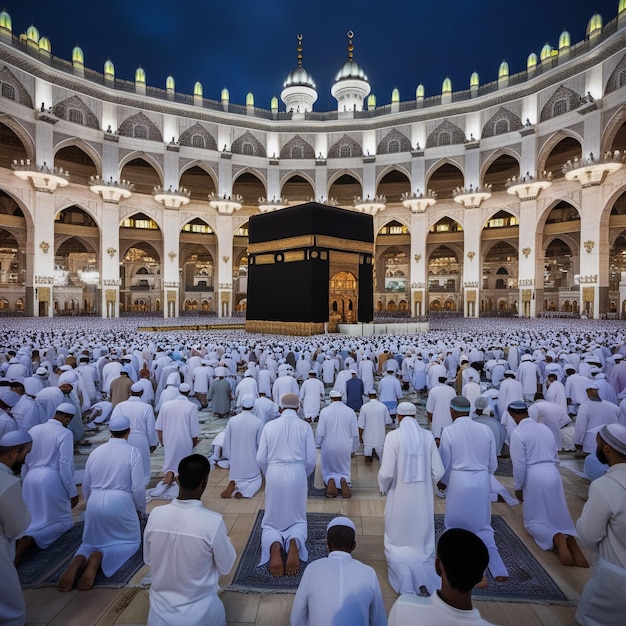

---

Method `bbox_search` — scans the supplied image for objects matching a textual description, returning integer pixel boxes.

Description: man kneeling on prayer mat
[289,516,387,626]
[57,415,145,592]
[388,528,497,625]
[144,454,236,626]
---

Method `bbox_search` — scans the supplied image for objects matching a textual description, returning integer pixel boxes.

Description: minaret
[281,35,318,118]
[331,30,370,114]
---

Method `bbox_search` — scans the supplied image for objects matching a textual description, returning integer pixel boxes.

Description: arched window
[242,142,254,155]
[1,83,15,100]
[290,146,303,159]
[552,100,567,116]
[340,145,352,158]
[192,134,205,149]
[495,119,509,135]
[388,140,400,153]
[134,125,148,139]
[68,109,84,125]
[438,132,451,146]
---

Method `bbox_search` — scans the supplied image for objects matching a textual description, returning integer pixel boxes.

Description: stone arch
[606,53,626,95]
[377,128,412,155]
[0,66,33,108]
[119,209,164,233]
[55,201,102,231]
[327,134,363,159]
[480,148,521,185]
[53,137,103,177]
[375,164,411,187]
[481,206,521,227]
[178,123,217,150]
[232,166,268,189]
[536,197,582,232]
[179,160,218,190]
[0,116,36,162]
[52,95,99,129]
[327,169,363,188]
[231,131,266,157]
[425,120,466,149]
[424,157,465,183]
[118,112,163,142]
[54,233,98,256]
[540,85,584,122]
[279,169,315,189]
[0,186,35,229]
[118,151,164,185]
[481,107,523,138]
[179,214,217,234]
[536,130,583,174]
[279,136,315,160]
[481,239,518,258]
[427,213,465,231]
[600,106,626,155]
[600,183,626,231]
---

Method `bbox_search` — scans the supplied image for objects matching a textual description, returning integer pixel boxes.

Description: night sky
[3,0,621,111]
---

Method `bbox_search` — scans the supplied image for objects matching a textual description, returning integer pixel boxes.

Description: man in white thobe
[15,403,78,563]
[425,377,456,444]
[378,402,444,595]
[58,415,145,592]
[234,371,258,411]
[272,370,299,406]
[575,381,619,456]
[290,516,387,626]
[358,389,392,463]
[299,370,325,422]
[545,372,568,412]
[527,393,572,451]
[497,371,523,420]
[253,391,280,424]
[316,391,359,498]
[576,424,626,626]
[378,368,403,418]
[153,383,200,495]
[438,396,509,584]
[508,401,588,567]
[0,429,32,626]
[111,383,157,486]
[144,454,236,626]
[256,393,316,577]
[220,396,263,499]
[516,354,539,402]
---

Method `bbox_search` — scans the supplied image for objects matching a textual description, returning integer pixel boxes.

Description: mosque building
[0,6,626,320]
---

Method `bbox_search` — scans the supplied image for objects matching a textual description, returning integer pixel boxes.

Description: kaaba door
[329,271,358,323]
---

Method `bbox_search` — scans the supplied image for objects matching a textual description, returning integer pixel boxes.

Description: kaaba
[245,202,374,335]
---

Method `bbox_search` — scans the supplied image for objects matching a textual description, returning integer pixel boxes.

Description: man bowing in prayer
[256,393,316,577]
[378,401,444,596]
[58,415,145,592]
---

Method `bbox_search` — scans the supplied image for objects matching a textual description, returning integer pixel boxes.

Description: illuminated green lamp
[194,81,203,97]
[391,88,399,103]
[271,96,278,113]
[104,60,115,81]
[416,84,424,99]
[246,92,254,106]
[221,88,229,102]
[367,94,376,110]
[558,30,570,51]
[527,52,538,71]
[587,13,602,38]
[442,77,452,95]
[498,61,508,80]
[540,44,552,62]
[0,11,12,32]
[166,75,175,91]
[38,37,51,55]
[470,72,479,89]
[135,67,146,84]
[26,24,39,43]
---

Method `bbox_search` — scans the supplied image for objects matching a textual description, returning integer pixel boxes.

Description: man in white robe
[153,383,200,495]
[516,354,539,402]
[316,391,359,497]
[388,529,495,626]
[290,516,387,626]
[378,401,444,595]
[544,372,568,411]
[358,389,392,463]
[426,377,456,444]
[234,371,258,411]
[299,370,325,422]
[58,415,145,592]
[508,401,588,567]
[378,368,403,418]
[497,371,523,420]
[15,403,78,563]
[272,370,299,406]
[220,396,263,499]
[144,454,236,626]
[527,393,572,451]
[253,391,280,424]
[358,355,376,395]
[0,429,32,626]
[111,383,157,486]
[256,393,316,577]
[575,381,619,456]
[438,396,509,584]
[576,424,626,626]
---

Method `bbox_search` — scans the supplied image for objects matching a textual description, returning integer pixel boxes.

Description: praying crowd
[1,316,626,625]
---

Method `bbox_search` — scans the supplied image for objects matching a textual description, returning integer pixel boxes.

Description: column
[517,200,539,317]
[100,201,121,318]
[463,208,481,317]
[215,214,234,318]
[32,191,56,317]
[161,208,180,318]
[409,211,427,317]
[579,185,603,318]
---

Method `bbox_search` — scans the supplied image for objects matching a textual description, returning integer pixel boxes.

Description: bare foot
[340,478,352,499]
[554,533,575,566]
[326,478,338,498]
[566,535,590,568]
[285,539,300,576]
[163,471,175,487]
[57,556,86,592]
[269,542,284,577]
[475,576,488,588]
[76,552,102,591]
[221,480,236,499]
[495,576,509,582]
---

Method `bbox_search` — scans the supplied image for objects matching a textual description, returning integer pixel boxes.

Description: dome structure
[416,84,424,99]
[72,46,84,65]
[470,72,479,89]
[0,11,12,32]
[166,75,175,91]
[104,60,115,81]
[221,88,229,102]
[38,37,51,54]
[246,92,254,106]
[540,44,553,62]
[26,25,39,44]
[194,81,203,97]
[498,61,509,79]
[442,77,452,94]
[391,88,400,103]
[559,30,571,50]
[331,31,370,113]
[527,52,538,70]
[135,67,146,83]
[281,35,318,115]
[587,13,603,38]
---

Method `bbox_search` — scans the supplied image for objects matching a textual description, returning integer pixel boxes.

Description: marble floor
[22,402,593,626]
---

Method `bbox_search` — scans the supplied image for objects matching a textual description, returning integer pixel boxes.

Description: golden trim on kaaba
[284,250,305,262]
[247,235,315,254]
[255,254,275,265]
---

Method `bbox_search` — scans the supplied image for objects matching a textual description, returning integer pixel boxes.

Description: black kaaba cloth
[247,203,374,323]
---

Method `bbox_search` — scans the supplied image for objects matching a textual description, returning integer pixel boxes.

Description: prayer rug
[307,471,328,499]
[495,456,513,477]
[228,511,569,603]
[19,518,147,589]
